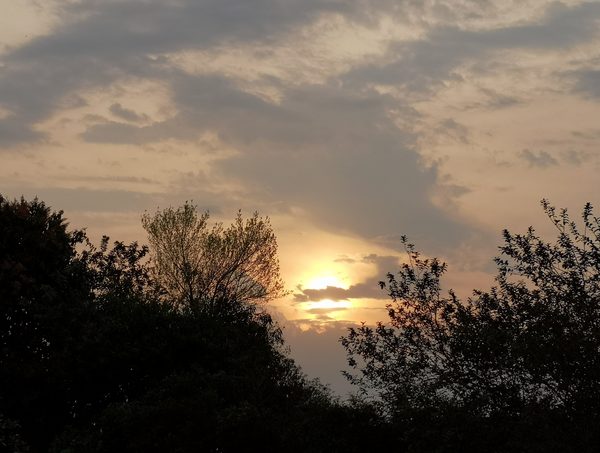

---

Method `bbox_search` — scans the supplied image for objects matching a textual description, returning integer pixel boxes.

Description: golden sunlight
[305,299,351,310]
[306,275,347,290]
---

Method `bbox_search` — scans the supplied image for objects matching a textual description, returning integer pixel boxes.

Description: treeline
[1,195,600,452]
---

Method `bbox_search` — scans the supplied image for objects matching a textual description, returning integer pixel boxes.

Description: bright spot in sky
[305,299,351,310]
[306,275,346,290]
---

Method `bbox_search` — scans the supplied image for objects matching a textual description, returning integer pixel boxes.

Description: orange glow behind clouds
[306,275,347,290]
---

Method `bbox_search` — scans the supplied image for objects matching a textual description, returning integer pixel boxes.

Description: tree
[141,203,285,310]
[0,195,91,451]
[341,201,600,450]
[0,195,311,452]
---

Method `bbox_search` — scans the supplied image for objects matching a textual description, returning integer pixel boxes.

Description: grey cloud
[295,255,398,302]
[4,0,599,147]
[345,2,600,94]
[0,115,46,146]
[65,175,158,184]
[0,0,354,147]
[7,0,578,253]
[81,71,469,250]
[82,120,171,144]
[0,54,135,146]
[471,88,521,110]
[11,0,351,62]
[519,149,558,168]
[82,74,285,144]
[561,149,594,166]
[109,103,147,122]
[435,118,469,144]
[573,69,600,98]
[2,187,158,213]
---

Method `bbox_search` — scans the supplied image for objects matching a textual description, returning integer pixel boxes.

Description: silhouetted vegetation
[0,196,383,452]
[2,194,600,451]
[342,200,600,451]
[141,203,285,310]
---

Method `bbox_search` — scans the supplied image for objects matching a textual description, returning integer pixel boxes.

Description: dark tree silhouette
[0,195,381,453]
[342,201,600,451]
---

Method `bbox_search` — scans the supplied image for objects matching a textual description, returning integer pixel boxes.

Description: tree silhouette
[1,195,379,453]
[142,203,285,311]
[341,201,600,451]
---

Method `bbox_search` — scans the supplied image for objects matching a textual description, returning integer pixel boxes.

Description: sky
[2,0,600,395]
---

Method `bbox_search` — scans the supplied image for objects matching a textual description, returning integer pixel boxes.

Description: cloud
[4,0,598,256]
[4,0,599,148]
[519,149,558,168]
[295,254,398,302]
[109,103,148,122]
[80,71,470,250]
[0,115,46,146]
[0,0,354,147]
[573,69,600,98]
[3,187,159,213]
[561,149,595,166]
[344,2,600,95]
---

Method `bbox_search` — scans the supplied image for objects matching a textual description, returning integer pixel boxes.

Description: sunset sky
[2,0,599,394]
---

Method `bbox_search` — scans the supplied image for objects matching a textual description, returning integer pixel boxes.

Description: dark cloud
[295,254,398,302]
[109,103,147,122]
[519,149,558,168]
[573,69,600,98]
[0,115,46,146]
[479,88,521,109]
[11,0,353,61]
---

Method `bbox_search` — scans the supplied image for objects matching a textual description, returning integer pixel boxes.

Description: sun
[306,275,347,290]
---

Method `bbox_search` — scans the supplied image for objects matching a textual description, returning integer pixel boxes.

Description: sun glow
[305,299,351,310]
[306,275,347,290]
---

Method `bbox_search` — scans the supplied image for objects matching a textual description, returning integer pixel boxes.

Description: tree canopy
[141,203,285,311]
[341,201,600,451]
[3,194,600,452]
[0,195,379,452]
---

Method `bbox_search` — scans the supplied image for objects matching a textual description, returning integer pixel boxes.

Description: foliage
[0,414,30,453]
[141,203,285,311]
[0,195,89,450]
[1,195,378,452]
[341,201,600,450]
[8,193,600,451]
